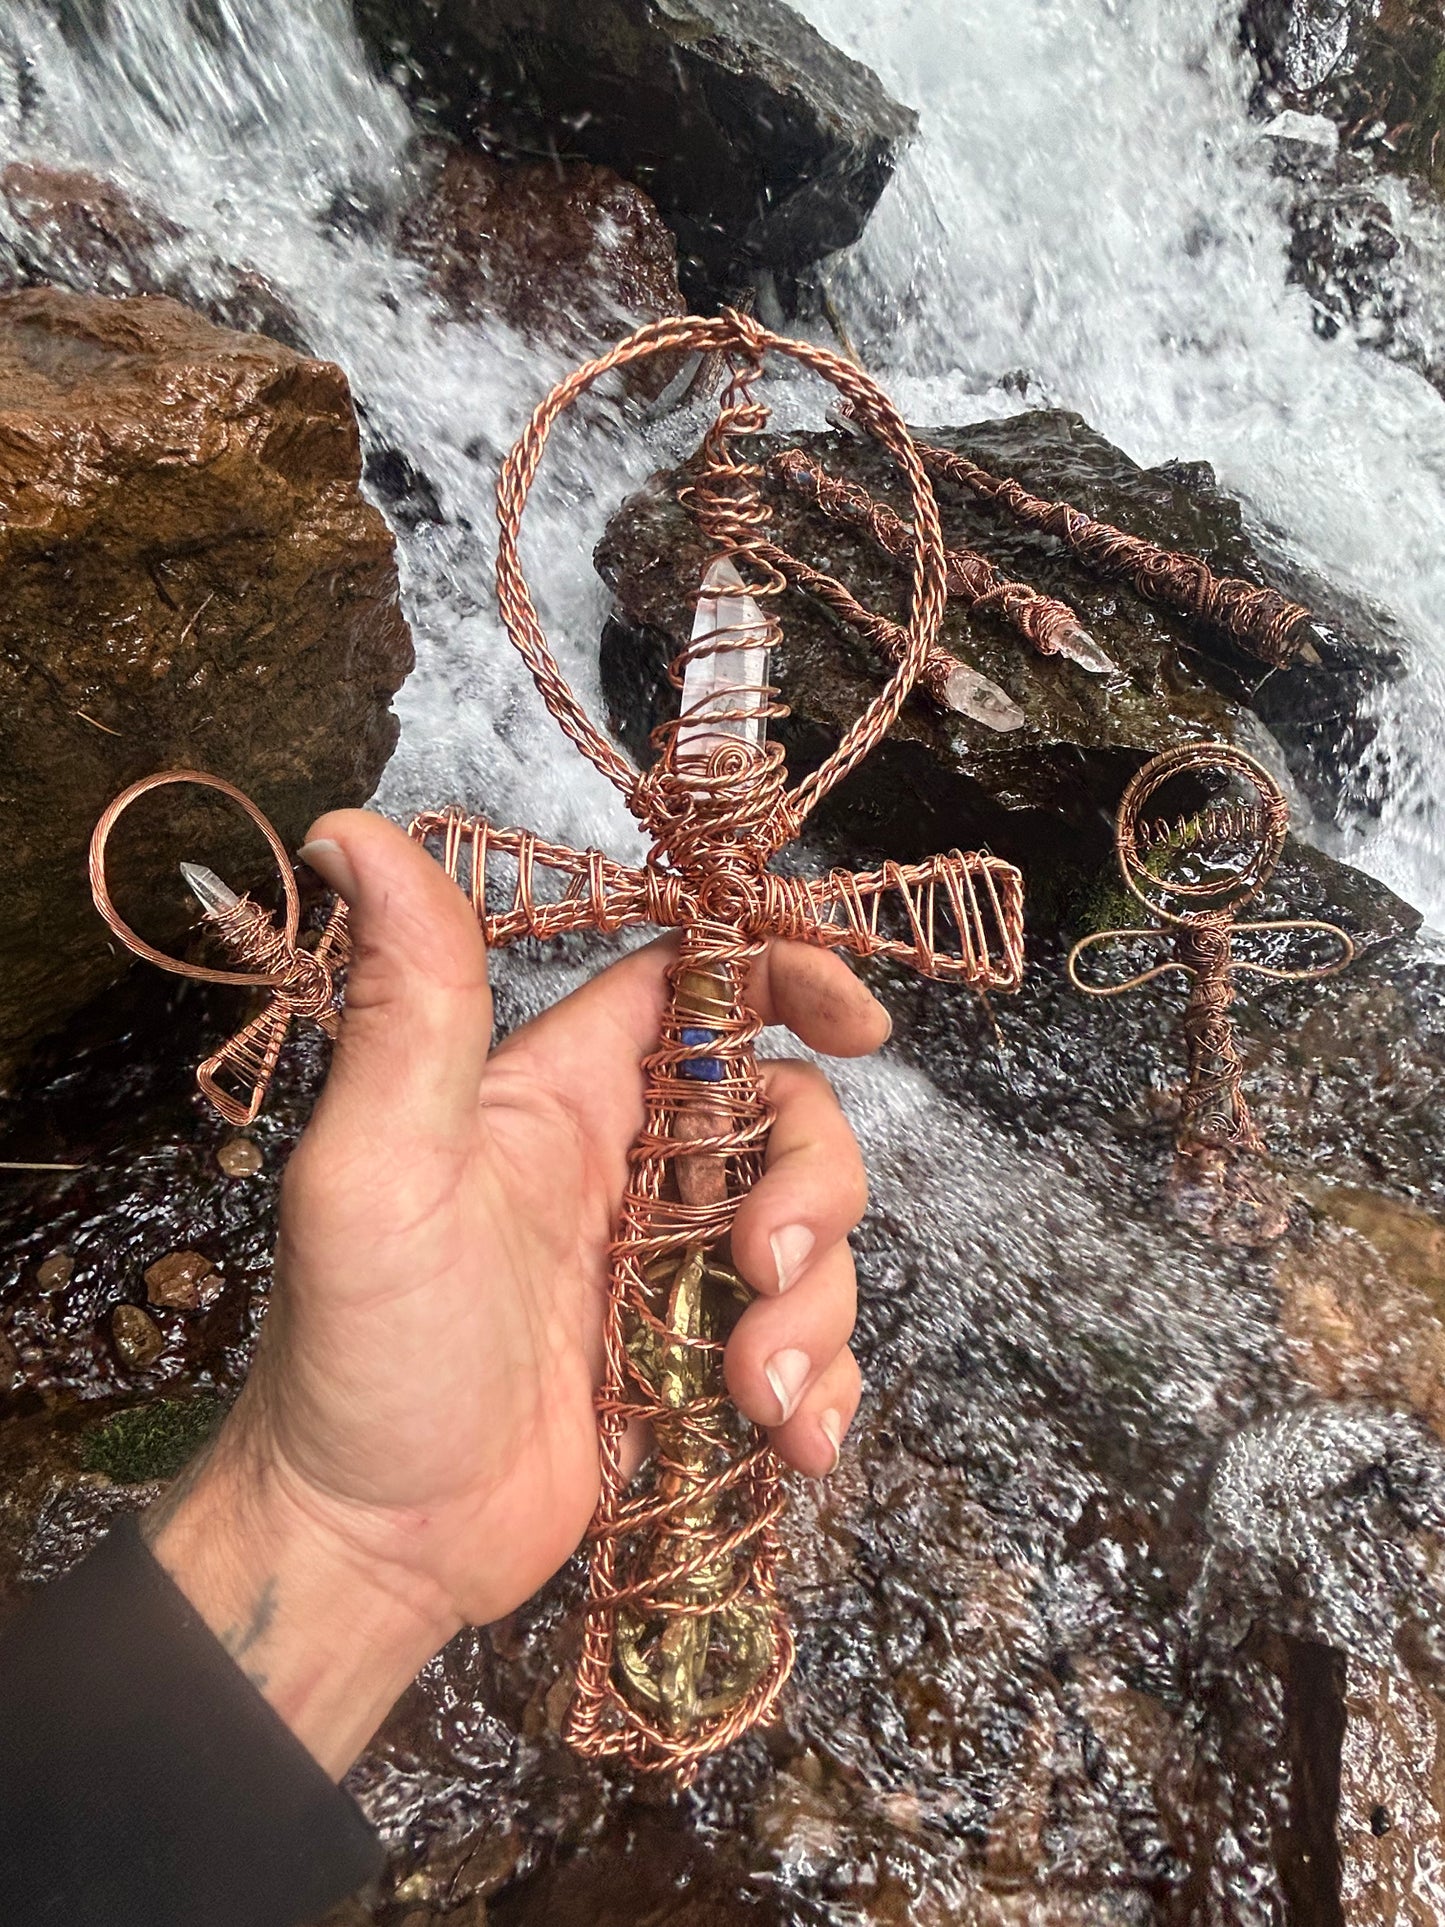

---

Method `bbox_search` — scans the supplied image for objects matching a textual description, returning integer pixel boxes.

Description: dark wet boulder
[0,287,413,1076]
[397,142,683,391]
[1242,6,1445,400]
[0,162,306,349]
[596,411,1402,877]
[1244,0,1445,202]
[352,0,917,305]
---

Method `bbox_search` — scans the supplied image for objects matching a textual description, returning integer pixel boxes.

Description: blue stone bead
[679,1025,724,1082]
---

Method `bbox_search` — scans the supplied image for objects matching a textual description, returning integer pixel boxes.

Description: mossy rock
[81,1395,226,1485]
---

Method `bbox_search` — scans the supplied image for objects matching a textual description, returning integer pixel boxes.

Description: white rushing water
[798,0,1445,922]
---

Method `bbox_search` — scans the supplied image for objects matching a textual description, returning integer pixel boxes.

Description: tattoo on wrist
[219,1577,279,1691]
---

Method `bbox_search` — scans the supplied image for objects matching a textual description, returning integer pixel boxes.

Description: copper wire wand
[767,446,1116,675]
[912,436,1317,668]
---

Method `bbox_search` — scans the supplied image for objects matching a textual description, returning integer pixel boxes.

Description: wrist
[148,1414,461,1779]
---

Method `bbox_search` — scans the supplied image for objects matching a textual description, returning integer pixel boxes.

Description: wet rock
[34,1251,73,1293]
[216,1137,264,1179]
[144,1250,223,1311]
[353,0,917,305]
[1338,1658,1445,1925]
[1244,0,1445,201]
[110,1304,164,1370]
[398,144,683,390]
[597,414,1401,873]
[0,287,413,1074]
[0,1328,19,1393]
[0,162,305,348]
[1276,1203,1445,1438]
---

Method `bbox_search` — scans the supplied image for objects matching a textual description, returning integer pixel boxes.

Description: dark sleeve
[0,1512,384,1927]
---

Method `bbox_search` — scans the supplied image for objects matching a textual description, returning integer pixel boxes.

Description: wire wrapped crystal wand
[405,312,1026,1776]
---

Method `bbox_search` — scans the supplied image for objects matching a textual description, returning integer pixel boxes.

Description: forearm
[148,1415,461,1780]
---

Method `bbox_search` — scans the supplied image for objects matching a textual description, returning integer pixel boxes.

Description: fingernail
[764,1347,811,1423]
[297,838,356,902]
[769,1224,815,1293]
[819,1408,845,1474]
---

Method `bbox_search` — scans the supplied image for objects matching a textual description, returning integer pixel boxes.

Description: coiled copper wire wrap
[914,438,1314,668]
[408,812,1025,989]
[425,307,1024,1777]
[750,538,960,707]
[768,447,1090,660]
[1068,743,1351,1171]
[88,770,348,1127]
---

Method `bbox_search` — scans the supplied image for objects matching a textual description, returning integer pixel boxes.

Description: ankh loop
[89,770,349,1128]
[89,309,1028,1780]
[1068,742,1354,1236]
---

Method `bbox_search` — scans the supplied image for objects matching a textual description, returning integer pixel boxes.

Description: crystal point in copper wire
[941,661,1027,729]
[180,860,242,917]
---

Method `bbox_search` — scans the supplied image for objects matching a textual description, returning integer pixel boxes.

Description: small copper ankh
[89,771,348,1126]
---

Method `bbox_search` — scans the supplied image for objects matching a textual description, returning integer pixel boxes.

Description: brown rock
[1276,1201,1445,1437]
[0,1327,19,1391]
[216,1137,264,1179]
[399,146,683,394]
[144,1251,223,1312]
[1338,1658,1445,1925]
[35,1252,74,1293]
[0,288,413,1073]
[0,163,303,347]
[111,1304,164,1370]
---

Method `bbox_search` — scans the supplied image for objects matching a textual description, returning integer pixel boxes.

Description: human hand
[150,811,887,1774]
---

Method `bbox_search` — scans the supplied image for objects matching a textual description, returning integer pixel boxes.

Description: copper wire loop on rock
[1067,742,1352,1171]
[913,437,1314,668]
[418,308,1025,1778]
[768,446,1088,662]
[88,770,348,1127]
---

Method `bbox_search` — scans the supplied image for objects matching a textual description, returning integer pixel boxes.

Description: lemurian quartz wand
[90,310,1027,1779]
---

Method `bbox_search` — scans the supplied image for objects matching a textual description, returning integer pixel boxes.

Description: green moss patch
[81,1396,227,1485]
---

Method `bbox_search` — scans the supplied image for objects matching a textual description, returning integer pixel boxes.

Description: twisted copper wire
[88,769,348,1127]
[492,308,951,835]
[1174,920,1264,1157]
[752,538,959,709]
[767,447,1088,659]
[914,438,1314,667]
[410,810,1026,989]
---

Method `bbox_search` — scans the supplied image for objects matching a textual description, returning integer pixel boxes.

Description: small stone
[0,1327,20,1390]
[36,1251,74,1292]
[112,1304,164,1369]
[144,1251,222,1312]
[216,1137,263,1179]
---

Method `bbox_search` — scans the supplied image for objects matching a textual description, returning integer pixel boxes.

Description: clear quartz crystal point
[1057,623,1119,677]
[942,663,1027,732]
[180,861,242,918]
[676,555,772,773]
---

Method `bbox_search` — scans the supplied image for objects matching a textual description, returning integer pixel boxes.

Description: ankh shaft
[567,931,792,1771]
[1175,923,1263,1158]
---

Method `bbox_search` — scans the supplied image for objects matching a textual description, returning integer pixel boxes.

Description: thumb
[298,809,492,1143]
